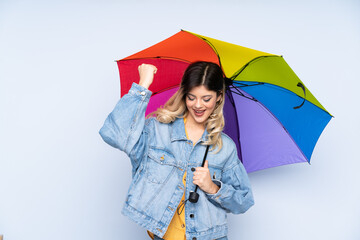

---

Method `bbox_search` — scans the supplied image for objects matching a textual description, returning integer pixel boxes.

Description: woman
[99,61,254,240]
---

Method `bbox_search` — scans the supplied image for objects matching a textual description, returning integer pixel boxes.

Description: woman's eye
[187,96,195,101]
[204,98,211,102]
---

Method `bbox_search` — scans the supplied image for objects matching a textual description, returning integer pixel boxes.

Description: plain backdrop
[1,0,359,239]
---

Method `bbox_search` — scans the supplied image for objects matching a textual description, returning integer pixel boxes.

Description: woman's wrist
[208,183,220,194]
[139,81,150,89]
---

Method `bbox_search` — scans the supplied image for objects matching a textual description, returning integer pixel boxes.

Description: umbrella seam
[151,85,180,95]
[225,90,243,164]
[239,88,311,164]
[232,55,281,80]
[185,32,226,77]
[235,81,334,117]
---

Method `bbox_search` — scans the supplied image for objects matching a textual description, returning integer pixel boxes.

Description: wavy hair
[147,61,226,152]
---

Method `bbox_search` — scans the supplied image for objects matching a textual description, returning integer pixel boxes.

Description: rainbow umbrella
[116,29,333,173]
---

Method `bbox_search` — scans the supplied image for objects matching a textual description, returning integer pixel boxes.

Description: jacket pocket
[145,147,178,184]
[208,165,222,182]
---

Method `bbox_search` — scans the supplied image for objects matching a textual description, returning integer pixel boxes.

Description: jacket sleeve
[205,147,254,214]
[99,82,152,176]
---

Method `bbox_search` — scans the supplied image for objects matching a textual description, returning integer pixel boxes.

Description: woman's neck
[185,114,205,131]
[184,115,205,144]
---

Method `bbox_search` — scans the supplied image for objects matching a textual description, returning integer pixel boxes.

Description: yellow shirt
[147,118,191,240]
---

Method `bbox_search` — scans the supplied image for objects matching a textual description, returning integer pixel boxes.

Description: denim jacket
[99,83,254,240]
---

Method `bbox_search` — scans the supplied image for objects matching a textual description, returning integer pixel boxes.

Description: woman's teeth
[194,109,205,116]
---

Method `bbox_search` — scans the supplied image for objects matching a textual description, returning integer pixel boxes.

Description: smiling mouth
[193,109,205,116]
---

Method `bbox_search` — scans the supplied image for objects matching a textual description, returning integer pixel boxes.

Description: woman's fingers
[138,63,157,74]
[192,160,216,194]
[138,63,158,89]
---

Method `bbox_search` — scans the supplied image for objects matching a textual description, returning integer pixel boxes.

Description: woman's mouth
[193,109,205,117]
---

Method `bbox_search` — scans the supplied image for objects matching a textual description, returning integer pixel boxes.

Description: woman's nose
[195,99,202,108]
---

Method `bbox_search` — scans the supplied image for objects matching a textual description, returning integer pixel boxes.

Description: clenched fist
[192,160,220,194]
[138,63,157,89]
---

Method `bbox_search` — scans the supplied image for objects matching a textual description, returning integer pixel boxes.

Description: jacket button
[191,167,195,172]
[190,214,194,218]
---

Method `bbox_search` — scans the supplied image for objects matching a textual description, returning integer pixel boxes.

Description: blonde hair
[147,61,226,153]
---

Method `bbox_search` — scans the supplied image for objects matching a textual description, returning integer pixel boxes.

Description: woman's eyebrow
[187,93,213,98]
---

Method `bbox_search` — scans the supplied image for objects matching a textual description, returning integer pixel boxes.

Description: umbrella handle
[294,82,306,109]
[189,145,210,203]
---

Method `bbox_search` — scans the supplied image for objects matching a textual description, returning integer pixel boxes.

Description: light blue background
[1,0,359,239]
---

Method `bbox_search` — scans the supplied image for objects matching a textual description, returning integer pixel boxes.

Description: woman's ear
[216,92,222,102]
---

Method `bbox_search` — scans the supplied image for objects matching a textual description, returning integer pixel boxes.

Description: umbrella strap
[293,82,306,109]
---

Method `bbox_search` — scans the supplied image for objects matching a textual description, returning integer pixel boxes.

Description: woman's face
[185,85,221,126]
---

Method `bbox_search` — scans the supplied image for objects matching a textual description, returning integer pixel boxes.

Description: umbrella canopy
[116,29,333,173]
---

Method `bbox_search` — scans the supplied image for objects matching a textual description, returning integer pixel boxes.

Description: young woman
[99,61,254,240]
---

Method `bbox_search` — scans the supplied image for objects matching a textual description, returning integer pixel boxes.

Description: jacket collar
[170,117,209,143]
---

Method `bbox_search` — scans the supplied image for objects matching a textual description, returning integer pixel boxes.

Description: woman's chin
[192,114,208,125]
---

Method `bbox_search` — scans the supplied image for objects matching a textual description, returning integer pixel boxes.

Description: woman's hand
[193,160,220,194]
[138,63,157,89]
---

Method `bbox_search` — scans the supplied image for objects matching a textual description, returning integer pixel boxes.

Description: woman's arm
[205,147,255,214]
[99,64,157,175]
[99,83,151,174]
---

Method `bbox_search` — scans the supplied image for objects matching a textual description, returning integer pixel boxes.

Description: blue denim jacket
[99,83,254,240]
